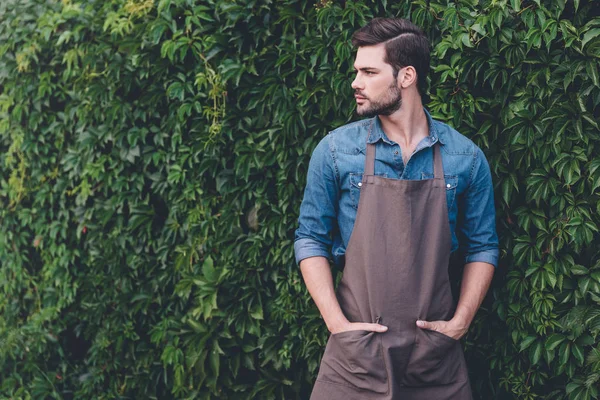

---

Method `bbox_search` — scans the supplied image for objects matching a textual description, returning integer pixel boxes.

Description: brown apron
[310,121,472,400]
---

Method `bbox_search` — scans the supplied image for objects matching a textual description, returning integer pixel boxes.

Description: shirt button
[358,182,363,187]
[446,184,451,188]
[394,150,399,155]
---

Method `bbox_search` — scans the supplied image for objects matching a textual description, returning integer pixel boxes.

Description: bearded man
[294,18,498,400]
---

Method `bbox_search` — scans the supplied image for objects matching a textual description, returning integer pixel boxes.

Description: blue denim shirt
[294,109,499,268]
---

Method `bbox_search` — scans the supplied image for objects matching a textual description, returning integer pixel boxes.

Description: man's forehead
[354,44,387,68]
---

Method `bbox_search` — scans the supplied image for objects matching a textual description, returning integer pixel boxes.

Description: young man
[294,18,498,400]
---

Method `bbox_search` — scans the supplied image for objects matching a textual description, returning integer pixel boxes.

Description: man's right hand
[330,321,388,335]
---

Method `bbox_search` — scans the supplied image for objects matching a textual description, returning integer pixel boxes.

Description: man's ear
[398,66,417,89]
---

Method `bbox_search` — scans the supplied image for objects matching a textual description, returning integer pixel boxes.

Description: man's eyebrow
[353,67,379,71]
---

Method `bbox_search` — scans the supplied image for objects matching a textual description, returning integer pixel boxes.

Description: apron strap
[433,142,443,179]
[365,120,375,176]
[365,144,375,176]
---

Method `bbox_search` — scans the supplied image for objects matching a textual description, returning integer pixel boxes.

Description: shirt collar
[366,107,446,146]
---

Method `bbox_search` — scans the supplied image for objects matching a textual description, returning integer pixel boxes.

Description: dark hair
[352,18,430,96]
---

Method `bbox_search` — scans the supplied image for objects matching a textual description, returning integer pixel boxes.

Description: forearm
[453,262,495,328]
[299,256,348,333]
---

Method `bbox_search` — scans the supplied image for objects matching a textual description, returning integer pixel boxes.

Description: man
[294,18,498,400]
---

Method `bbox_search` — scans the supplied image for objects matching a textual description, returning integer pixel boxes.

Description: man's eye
[352,70,375,76]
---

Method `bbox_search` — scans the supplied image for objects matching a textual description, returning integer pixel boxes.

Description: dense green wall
[1,0,599,399]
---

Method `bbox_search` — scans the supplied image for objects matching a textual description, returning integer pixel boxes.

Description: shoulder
[432,118,483,157]
[327,118,373,154]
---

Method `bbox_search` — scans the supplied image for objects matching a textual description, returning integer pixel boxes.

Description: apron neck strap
[364,120,443,178]
[433,142,443,179]
[365,119,376,175]
[365,144,376,176]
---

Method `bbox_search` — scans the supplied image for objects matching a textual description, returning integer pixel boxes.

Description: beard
[356,80,402,118]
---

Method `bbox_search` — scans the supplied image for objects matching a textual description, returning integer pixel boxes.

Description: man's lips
[355,95,367,100]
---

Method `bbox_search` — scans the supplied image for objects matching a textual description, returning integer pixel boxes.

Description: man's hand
[416,318,468,340]
[416,262,495,340]
[331,321,388,335]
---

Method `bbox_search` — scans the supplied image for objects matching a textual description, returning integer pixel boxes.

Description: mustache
[354,92,367,98]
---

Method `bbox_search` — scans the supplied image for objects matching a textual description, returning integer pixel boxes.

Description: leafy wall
[1,0,599,399]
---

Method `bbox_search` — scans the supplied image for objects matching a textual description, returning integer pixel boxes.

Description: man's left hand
[416,318,468,340]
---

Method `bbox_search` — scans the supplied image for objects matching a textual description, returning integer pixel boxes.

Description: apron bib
[310,121,472,400]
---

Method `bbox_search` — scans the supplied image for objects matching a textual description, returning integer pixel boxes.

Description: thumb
[416,320,436,331]
[356,322,388,332]
[371,323,388,333]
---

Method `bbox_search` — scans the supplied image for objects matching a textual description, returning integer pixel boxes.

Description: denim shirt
[294,109,499,269]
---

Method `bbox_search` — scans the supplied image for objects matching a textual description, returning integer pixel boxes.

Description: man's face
[351,44,402,118]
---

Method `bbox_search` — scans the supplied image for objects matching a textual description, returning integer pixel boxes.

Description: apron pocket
[317,330,389,394]
[400,329,461,387]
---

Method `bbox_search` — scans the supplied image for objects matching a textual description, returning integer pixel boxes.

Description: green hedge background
[1,0,600,399]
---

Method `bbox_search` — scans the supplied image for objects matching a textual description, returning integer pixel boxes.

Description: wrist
[451,314,470,331]
[327,317,349,334]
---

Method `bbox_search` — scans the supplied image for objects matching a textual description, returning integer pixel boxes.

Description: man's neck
[378,100,429,149]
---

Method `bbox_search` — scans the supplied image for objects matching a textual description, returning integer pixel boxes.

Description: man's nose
[351,75,362,90]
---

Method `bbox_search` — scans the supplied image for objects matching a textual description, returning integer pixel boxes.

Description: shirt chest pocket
[349,172,387,210]
[422,173,458,210]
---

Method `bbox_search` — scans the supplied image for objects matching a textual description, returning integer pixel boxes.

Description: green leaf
[586,62,600,87]
[582,28,600,48]
[572,343,585,365]
[579,277,591,296]
[546,334,565,351]
[210,343,221,378]
[249,302,264,320]
[520,335,537,352]
[202,257,217,282]
[530,339,543,365]
[560,342,571,365]
[571,265,589,276]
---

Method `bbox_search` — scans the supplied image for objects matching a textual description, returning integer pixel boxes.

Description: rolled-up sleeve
[459,147,499,268]
[294,134,339,266]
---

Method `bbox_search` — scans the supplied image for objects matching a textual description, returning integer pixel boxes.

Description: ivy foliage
[1,0,600,399]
